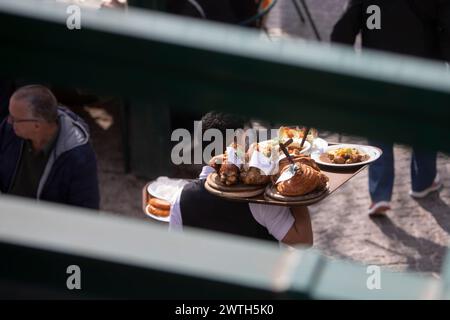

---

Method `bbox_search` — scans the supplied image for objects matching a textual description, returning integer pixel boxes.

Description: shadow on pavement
[370,216,448,273]
[415,193,450,235]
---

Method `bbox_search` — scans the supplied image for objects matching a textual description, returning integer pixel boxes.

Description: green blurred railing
[0,195,446,299]
[1,0,450,178]
[0,0,449,299]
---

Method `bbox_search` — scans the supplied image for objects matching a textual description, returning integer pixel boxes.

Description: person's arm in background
[229,0,259,26]
[281,206,313,247]
[67,145,100,210]
[330,0,363,45]
[438,0,450,63]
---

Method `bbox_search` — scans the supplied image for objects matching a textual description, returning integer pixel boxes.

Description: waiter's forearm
[282,206,313,247]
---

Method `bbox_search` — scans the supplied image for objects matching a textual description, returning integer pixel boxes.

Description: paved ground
[266,0,450,275]
[78,0,449,276]
[310,133,450,275]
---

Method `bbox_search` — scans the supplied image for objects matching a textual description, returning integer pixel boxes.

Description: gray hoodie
[37,107,90,199]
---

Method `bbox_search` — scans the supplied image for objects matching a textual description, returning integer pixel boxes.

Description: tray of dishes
[204,126,332,206]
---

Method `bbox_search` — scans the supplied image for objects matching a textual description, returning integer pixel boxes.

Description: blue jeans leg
[411,148,437,192]
[368,141,394,203]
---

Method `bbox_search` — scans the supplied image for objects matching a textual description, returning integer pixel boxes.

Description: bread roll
[272,155,320,184]
[149,197,171,210]
[276,162,329,196]
[148,204,170,217]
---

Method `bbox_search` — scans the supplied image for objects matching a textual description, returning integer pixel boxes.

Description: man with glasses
[0,85,100,210]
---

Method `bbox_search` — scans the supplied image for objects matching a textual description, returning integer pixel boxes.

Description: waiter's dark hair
[200,111,250,157]
[201,111,249,137]
[11,85,58,123]
[175,111,249,178]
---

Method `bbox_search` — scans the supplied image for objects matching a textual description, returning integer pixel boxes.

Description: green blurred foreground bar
[0,195,447,299]
[0,196,288,299]
[442,254,450,300]
[0,0,450,153]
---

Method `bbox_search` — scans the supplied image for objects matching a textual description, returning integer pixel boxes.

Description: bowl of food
[276,126,316,156]
[278,126,318,143]
[312,144,382,167]
[258,139,311,157]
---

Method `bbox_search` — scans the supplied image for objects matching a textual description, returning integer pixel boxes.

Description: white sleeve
[199,166,215,179]
[169,188,183,232]
[170,166,213,231]
[248,203,294,241]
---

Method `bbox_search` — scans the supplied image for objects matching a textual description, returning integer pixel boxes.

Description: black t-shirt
[180,180,277,242]
[9,131,58,198]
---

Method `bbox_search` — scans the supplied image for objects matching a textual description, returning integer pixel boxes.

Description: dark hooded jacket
[0,107,100,210]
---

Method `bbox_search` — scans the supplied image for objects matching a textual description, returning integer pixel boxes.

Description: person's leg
[368,141,394,215]
[368,141,395,202]
[410,148,440,197]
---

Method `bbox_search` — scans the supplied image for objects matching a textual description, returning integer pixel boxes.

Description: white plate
[147,177,190,203]
[145,204,170,223]
[311,144,382,167]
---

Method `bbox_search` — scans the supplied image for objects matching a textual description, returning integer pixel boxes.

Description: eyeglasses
[7,114,41,125]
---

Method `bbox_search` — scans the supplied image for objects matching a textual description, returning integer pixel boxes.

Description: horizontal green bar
[0,194,440,299]
[441,250,450,299]
[0,0,449,152]
[0,195,286,297]
[310,258,440,300]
